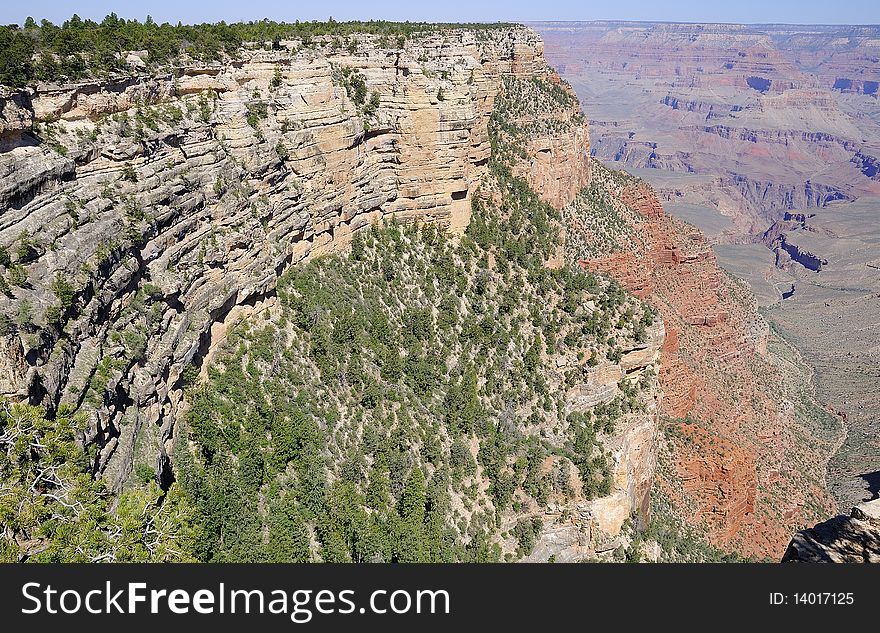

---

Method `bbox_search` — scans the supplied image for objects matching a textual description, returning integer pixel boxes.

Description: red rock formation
[620,184,665,220]
[473,30,838,557]
[670,423,758,547]
[572,178,837,558]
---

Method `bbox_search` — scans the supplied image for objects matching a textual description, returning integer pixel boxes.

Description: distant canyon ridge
[534,21,880,512]
[533,21,880,238]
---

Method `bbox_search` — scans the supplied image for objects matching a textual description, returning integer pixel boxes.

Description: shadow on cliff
[782,514,880,562]
[858,470,880,500]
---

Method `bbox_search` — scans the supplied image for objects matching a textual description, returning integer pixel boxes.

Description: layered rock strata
[0,28,568,488]
[565,166,838,557]
[1,27,662,560]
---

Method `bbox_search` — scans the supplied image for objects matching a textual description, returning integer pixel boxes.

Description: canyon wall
[0,27,555,486]
[783,499,880,562]
[564,163,839,557]
[0,27,667,561]
[1,23,841,561]
[520,321,664,562]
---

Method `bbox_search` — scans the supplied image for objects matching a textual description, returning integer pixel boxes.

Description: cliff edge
[783,499,880,562]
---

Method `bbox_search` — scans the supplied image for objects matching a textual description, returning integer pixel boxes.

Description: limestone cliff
[0,28,542,483]
[0,26,662,562]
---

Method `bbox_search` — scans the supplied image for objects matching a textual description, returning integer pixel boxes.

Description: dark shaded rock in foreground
[782,499,880,562]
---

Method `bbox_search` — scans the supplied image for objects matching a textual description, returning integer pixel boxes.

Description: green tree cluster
[0,401,195,562]
[0,16,516,87]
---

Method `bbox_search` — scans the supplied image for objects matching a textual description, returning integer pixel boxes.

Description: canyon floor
[717,196,880,508]
[535,21,880,511]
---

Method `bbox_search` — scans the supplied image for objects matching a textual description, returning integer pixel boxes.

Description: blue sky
[2,0,878,26]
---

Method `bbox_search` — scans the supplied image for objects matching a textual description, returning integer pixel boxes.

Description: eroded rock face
[783,499,880,562]
[3,28,649,563]
[535,21,880,239]
[0,88,34,140]
[0,27,588,491]
[761,212,832,272]
[517,122,591,210]
[563,162,838,558]
[520,320,664,562]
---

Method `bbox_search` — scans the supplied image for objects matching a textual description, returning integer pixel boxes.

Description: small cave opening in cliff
[362,126,388,141]
[0,130,40,155]
[451,189,468,201]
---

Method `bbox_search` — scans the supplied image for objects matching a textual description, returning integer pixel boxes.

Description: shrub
[120,162,138,182]
[245,101,268,128]
[50,273,76,309]
[8,264,27,287]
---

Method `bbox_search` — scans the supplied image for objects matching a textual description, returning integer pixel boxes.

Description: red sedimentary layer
[574,182,836,558]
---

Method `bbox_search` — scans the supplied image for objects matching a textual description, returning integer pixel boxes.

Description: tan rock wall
[0,28,654,562]
[0,27,554,489]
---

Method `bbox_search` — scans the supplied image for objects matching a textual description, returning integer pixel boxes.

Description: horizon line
[526,19,880,28]
[4,16,880,29]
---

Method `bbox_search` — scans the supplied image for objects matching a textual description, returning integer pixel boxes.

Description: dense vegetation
[173,77,656,562]
[0,401,195,562]
[489,76,585,165]
[563,160,644,259]
[0,15,515,87]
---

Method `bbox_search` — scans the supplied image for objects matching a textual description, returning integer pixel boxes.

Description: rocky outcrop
[783,499,880,562]
[774,237,827,272]
[761,212,832,272]
[852,149,880,180]
[521,321,664,562]
[562,163,837,558]
[0,27,579,491]
[832,78,879,96]
[522,408,658,562]
[518,120,591,209]
[0,88,34,143]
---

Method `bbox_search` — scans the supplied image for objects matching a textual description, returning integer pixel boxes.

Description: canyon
[533,21,880,239]
[0,25,666,562]
[535,20,880,522]
[0,20,857,561]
